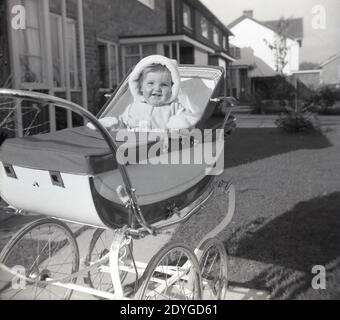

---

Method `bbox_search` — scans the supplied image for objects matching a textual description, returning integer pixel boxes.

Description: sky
[200,0,340,64]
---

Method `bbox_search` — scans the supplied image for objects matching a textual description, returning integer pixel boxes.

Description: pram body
[0,66,230,229]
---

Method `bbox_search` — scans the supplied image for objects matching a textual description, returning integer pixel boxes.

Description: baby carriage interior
[0,64,236,300]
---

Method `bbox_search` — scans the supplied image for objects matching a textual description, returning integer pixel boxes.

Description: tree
[264,17,289,74]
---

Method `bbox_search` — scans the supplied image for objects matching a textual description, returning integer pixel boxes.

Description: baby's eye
[147,81,154,85]
[161,83,170,87]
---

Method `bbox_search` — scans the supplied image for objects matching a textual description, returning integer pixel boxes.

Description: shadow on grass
[226,192,340,299]
[224,128,332,169]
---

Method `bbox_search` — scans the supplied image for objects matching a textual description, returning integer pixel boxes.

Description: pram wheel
[138,242,202,300]
[0,218,79,300]
[84,228,133,298]
[198,238,228,300]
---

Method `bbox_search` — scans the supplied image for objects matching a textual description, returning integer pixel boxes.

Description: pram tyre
[198,238,228,300]
[84,228,133,297]
[138,242,202,300]
[0,218,79,300]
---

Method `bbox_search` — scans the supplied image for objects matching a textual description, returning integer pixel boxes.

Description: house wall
[230,18,299,76]
[175,0,230,54]
[292,71,321,89]
[81,0,168,110]
[194,47,208,65]
[0,0,10,87]
[321,56,340,86]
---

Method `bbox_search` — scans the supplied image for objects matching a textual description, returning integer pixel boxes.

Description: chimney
[243,10,253,18]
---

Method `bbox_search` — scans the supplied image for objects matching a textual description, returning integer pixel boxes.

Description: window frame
[200,16,209,39]
[50,13,66,89]
[182,3,193,30]
[122,43,158,75]
[223,35,227,50]
[97,39,119,92]
[9,0,49,89]
[49,13,79,90]
[213,26,220,46]
[66,19,79,89]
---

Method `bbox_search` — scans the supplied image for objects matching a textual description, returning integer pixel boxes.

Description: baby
[88,55,199,131]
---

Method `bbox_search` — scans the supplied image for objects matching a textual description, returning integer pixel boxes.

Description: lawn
[172,123,340,299]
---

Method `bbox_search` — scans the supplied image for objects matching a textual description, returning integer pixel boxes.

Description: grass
[172,123,340,299]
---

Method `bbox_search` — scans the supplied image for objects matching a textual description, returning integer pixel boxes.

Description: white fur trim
[128,55,180,104]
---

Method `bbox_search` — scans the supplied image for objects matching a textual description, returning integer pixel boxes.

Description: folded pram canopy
[0,127,124,175]
[0,126,200,175]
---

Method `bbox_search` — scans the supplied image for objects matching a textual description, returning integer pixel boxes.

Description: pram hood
[128,55,180,104]
[0,127,119,175]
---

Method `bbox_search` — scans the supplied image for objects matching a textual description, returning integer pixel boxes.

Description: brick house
[0,0,234,137]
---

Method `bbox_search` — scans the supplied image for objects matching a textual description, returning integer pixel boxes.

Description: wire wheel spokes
[85,229,133,298]
[0,218,79,300]
[139,243,202,300]
[199,238,228,300]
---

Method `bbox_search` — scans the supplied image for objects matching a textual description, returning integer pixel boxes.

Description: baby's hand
[86,117,119,131]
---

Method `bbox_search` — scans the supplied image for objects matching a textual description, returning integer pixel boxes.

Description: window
[230,46,241,59]
[201,16,208,38]
[137,0,155,10]
[97,40,119,90]
[66,21,78,88]
[230,69,237,87]
[50,14,64,87]
[50,14,79,88]
[213,27,220,45]
[124,45,142,74]
[123,44,157,74]
[223,36,227,50]
[17,0,44,84]
[183,3,192,29]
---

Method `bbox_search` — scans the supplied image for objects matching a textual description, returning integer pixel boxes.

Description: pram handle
[210,96,238,107]
[0,88,154,234]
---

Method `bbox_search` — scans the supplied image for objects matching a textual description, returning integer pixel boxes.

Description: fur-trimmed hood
[128,55,180,104]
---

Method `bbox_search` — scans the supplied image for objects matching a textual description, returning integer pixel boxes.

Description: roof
[187,0,233,36]
[319,52,340,67]
[291,69,322,74]
[228,15,303,41]
[263,18,303,40]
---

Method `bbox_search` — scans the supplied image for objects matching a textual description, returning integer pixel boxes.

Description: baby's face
[141,70,172,106]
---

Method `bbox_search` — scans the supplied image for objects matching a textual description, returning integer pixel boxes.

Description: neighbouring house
[227,10,303,103]
[0,0,235,137]
[291,53,340,91]
[319,52,340,88]
[291,69,322,90]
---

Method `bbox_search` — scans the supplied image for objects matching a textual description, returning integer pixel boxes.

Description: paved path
[232,113,340,129]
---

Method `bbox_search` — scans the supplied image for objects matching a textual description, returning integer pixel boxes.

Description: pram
[0,65,236,300]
